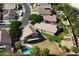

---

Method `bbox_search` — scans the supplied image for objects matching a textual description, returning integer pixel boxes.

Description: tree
[71,46,79,55]
[53,3,78,48]
[0,3,4,23]
[9,21,22,52]
[40,48,49,56]
[31,46,50,56]
[31,46,41,56]
[29,14,43,25]
[9,21,22,39]
[9,21,22,29]
[51,3,64,14]
[71,47,79,53]
[63,4,78,48]
[15,41,21,49]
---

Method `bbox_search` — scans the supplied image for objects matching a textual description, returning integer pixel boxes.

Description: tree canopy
[9,21,22,39]
[31,46,49,56]
[9,21,22,52]
[29,14,43,24]
[51,3,79,47]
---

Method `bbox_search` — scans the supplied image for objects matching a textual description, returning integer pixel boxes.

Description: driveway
[0,3,31,28]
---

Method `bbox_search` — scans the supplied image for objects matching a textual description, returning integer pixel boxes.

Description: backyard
[32,39,63,55]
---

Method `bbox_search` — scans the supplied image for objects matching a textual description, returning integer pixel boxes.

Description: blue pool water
[22,47,32,54]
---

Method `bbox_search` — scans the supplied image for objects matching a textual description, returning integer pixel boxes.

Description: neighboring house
[38,6,52,15]
[35,3,49,6]
[61,35,74,48]
[39,10,52,15]
[3,3,23,20]
[20,25,38,43]
[4,3,17,10]
[3,10,18,20]
[42,15,57,24]
[0,29,11,50]
[37,5,51,11]
[34,3,52,15]
[34,23,57,34]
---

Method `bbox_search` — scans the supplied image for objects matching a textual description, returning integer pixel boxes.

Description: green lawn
[0,49,11,56]
[41,32,53,40]
[41,32,61,44]
[52,35,61,43]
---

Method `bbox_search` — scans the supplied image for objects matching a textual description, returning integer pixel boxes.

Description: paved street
[21,3,31,27]
[0,3,31,28]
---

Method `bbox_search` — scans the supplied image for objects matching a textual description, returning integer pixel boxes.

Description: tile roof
[0,29,11,45]
[42,15,57,22]
[34,23,57,34]
[39,10,52,15]
[20,25,37,40]
[36,3,49,6]
[4,3,16,9]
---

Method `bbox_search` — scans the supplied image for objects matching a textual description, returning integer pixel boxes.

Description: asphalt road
[0,3,31,28]
[21,3,31,27]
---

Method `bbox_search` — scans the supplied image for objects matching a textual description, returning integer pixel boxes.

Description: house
[34,23,57,34]
[20,25,38,43]
[3,9,18,20]
[61,34,74,48]
[2,3,23,21]
[39,10,52,15]
[37,5,51,11]
[42,15,57,24]
[34,3,52,15]
[0,29,11,50]
[35,3,49,6]
[4,3,17,10]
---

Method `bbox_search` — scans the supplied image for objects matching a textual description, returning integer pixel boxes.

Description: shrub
[52,35,61,43]
[63,27,69,33]
[40,48,49,56]
[15,41,21,49]
[31,46,41,56]
[71,46,79,53]
[59,32,64,39]
[31,46,50,56]
[29,14,43,25]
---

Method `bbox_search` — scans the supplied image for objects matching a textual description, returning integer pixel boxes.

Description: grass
[32,39,62,55]
[63,27,69,33]
[0,49,12,56]
[41,32,61,43]
[41,32,53,40]
[52,35,61,43]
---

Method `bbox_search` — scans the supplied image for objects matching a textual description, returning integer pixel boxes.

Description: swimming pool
[22,47,32,54]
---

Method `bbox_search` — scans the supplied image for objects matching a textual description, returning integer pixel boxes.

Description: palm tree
[63,4,78,48]
[0,3,4,23]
